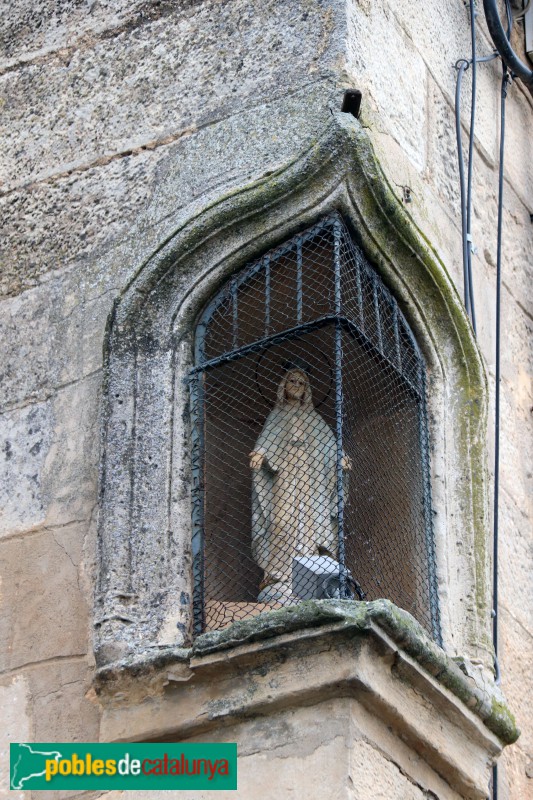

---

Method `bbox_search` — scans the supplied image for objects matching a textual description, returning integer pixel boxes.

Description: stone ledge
[94,599,518,749]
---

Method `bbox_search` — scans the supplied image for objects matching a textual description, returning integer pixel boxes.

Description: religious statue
[249,368,351,602]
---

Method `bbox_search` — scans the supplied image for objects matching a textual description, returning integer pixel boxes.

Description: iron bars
[189,213,440,642]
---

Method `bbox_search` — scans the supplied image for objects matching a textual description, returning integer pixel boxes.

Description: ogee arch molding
[95,113,490,671]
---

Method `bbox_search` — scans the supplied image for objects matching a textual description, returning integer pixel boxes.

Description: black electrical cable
[455,62,496,327]
[505,0,513,39]
[454,5,499,329]
[491,63,510,800]
[466,0,478,334]
[493,763,499,800]
[490,18,512,800]
[483,0,533,84]
[455,9,514,800]
[494,66,509,684]
[455,58,472,319]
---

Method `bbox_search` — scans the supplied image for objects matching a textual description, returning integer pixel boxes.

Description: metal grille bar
[189,213,439,641]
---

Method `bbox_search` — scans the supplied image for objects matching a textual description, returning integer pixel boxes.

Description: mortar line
[0,77,332,199]
[0,653,90,679]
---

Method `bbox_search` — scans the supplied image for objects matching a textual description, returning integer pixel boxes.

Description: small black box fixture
[341,90,362,119]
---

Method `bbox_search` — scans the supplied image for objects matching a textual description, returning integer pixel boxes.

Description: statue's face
[285,372,306,400]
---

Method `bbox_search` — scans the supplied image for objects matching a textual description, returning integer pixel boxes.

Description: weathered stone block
[427,78,463,220]
[0,523,90,671]
[470,180,533,332]
[0,277,110,409]
[0,0,150,65]
[380,0,499,162]
[0,0,338,190]
[0,399,51,536]
[41,375,101,528]
[0,676,31,800]
[0,374,102,536]
[369,122,464,295]
[498,490,533,634]
[500,742,533,800]
[0,149,165,298]
[28,659,100,743]
[504,89,533,210]
[349,739,431,799]
[500,285,533,388]
[347,1,427,172]
[496,363,533,531]
[0,286,59,408]
[0,79,336,299]
[498,190,533,321]
[499,608,533,755]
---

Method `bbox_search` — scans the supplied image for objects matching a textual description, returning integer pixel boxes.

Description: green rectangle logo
[10,743,237,791]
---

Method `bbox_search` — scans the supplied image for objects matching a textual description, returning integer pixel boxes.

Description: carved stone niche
[95,113,492,670]
[94,601,518,800]
[93,112,519,795]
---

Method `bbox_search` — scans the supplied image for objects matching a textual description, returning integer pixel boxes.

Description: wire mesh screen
[189,214,440,641]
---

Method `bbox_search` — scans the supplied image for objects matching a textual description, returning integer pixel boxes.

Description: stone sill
[93,600,518,798]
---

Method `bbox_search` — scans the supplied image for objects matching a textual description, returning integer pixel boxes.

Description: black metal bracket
[341,89,362,119]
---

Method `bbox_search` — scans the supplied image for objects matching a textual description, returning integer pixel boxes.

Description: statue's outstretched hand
[341,455,352,471]
[249,451,265,470]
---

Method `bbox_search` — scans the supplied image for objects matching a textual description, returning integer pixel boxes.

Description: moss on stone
[192,599,368,656]
[490,696,519,745]
[95,600,518,744]
[94,645,192,690]
[192,599,519,745]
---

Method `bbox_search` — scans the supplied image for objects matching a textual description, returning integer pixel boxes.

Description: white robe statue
[249,369,350,602]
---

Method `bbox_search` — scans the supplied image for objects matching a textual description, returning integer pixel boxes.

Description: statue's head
[276,369,313,409]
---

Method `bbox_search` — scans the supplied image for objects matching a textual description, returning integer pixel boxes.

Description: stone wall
[1,1,531,798]
[343,4,533,795]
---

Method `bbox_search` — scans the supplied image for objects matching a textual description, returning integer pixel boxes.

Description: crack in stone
[0,130,196,199]
[499,602,533,642]
[0,518,91,544]
[357,735,443,799]
[0,653,89,679]
[32,678,84,702]
[51,530,82,596]
[502,281,533,324]
[0,76,331,198]
[0,368,102,417]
